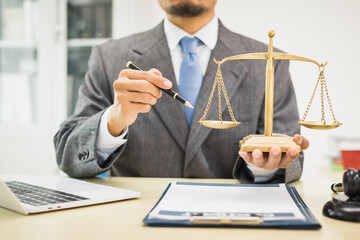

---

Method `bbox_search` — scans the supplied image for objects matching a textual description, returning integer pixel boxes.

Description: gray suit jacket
[54,20,303,183]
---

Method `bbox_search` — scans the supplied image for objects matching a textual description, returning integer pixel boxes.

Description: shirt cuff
[246,162,278,183]
[96,106,128,161]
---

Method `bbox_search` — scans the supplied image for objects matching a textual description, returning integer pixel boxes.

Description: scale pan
[199,120,240,129]
[298,121,342,130]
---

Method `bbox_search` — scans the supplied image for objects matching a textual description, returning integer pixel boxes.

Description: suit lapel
[132,22,189,151]
[184,22,250,172]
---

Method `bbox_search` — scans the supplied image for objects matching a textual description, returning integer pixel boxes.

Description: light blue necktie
[179,37,203,127]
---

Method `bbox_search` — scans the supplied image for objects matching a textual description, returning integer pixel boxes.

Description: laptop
[0,176,140,215]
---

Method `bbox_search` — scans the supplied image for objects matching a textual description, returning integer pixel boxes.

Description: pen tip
[126,61,132,68]
[185,101,194,109]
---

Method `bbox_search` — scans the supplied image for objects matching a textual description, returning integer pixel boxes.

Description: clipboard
[143,182,321,229]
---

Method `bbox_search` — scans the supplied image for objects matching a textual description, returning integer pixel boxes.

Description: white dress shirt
[96,16,278,182]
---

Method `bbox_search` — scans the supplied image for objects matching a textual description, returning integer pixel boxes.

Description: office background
[0,0,359,180]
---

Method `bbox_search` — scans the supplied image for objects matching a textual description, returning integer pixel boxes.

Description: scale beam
[273,53,326,67]
[214,52,325,68]
[214,53,267,64]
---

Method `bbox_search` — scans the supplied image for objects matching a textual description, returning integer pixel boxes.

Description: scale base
[323,194,360,222]
[239,134,300,152]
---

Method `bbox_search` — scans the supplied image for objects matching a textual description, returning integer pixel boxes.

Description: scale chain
[300,67,339,124]
[200,64,221,121]
[220,74,237,122]
[200,63,238,123]
[218,73,222,122]
[300,69,321,122]
[320,72,325,123]
[322,71,338,122]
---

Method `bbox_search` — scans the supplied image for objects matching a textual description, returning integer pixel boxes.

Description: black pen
[126,61,194,109]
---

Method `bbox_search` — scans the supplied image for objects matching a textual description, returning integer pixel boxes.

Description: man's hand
[107,68,172,137]
[238,134,310,170]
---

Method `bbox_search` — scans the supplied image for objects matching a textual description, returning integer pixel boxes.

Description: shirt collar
[164,15,218,51]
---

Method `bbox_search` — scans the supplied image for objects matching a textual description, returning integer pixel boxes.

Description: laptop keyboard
[5,181,89,206]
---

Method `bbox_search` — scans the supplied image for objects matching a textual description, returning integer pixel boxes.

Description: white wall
[0,0,66,176]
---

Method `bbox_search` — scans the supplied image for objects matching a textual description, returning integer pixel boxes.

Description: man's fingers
[262,146,282,170]
[278,147,299,168]
[240,149,268,168]
[119,69,172,89]
[149,69,164,96]
[109,68,167,133]
[240,146,298,170]
[149,68,162,76]
[114,79,162,98]
[239,151,253,164]
[301,137,309,150]
[122,102,152,114]
[293,134,310,151]
[116,91,158,106]
[252,149,265,168]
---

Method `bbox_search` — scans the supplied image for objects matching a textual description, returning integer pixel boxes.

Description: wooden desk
[0,174,358,240]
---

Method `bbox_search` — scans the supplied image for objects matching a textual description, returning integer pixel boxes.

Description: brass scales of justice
[199,30,342,152]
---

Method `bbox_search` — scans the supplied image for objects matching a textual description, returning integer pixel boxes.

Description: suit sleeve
[233,59,304,184]
[53,45,125,178]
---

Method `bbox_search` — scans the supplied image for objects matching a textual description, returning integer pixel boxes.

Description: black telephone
[323,168,360,222]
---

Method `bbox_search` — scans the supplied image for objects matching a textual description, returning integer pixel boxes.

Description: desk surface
[0,172,358,240]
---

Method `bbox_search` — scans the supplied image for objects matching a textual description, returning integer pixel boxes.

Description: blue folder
[143,182,321,229]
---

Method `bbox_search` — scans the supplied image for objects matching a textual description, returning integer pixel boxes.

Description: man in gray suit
[54,0,309,183]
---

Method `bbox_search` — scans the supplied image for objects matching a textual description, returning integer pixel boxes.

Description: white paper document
[148,182,306,222]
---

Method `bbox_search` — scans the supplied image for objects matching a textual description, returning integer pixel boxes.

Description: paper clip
[189,213,264,225]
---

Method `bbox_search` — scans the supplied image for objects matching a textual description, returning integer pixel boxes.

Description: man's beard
[167,2,208,17]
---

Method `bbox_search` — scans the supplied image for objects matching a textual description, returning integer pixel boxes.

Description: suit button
[78,149,90,161]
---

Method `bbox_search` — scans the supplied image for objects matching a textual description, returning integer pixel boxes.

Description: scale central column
[264,31,275,136]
